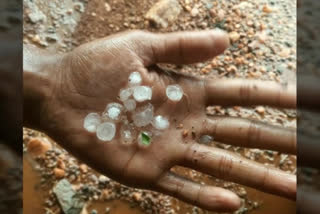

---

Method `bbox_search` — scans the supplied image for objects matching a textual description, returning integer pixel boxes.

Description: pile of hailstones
[83,72,183,146]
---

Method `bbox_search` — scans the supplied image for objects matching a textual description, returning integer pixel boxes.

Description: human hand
[24,30,296,212]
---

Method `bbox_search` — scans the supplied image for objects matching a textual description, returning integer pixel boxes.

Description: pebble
[145,0,182,28]
[105,207,110,213]
[101,190,111,200]
[84,113,101,133]
[98,175,109,183]
[96,122,116,142]
[229,31,240,43]
[133,192,142,201]
[27,137,52,156]
[57,159,66,170]
[53,168,65,178]
[79,164,88,173]
[182,130,189,138]
[28,11,46,24]
[262,5,273,13]
[255,106,265,115]
[190,7,199,17]
[104,3,111,12]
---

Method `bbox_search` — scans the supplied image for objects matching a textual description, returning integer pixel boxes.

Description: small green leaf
[141,132,151,145]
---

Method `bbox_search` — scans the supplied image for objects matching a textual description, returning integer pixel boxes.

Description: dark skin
[24,30,296,212]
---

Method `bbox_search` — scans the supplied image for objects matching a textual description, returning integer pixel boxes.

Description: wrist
[23,45,65,131]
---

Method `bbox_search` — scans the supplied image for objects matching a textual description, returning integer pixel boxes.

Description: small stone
[27,137,52,156]
[84,113,101,133]
[74,3,85,13]
[229,31,240,43]
[182,130,188,138]
[45,34,58,43]
[190,7,199,17]
[91,210,98,214]
[145,0,182,28]
[119,88,132,102]
[53,179,85,214]
[152,115,170,130]
[98,175,109,183]
[101,190,111,200]
[132,192,142,201]
[227,65,237,73]
[262,5,273,13]
[53,168,65,178]
[279,48,290,58]
[96,122,116,142]
[217,9,225,20]
[57,159,66,170]
[255,106,265,115]
[177,123,183,129]
[103,103,123,120]
[128,72,142,86]
[31,34,41,44]
[132,103,154,127]
[79,164,88,173]
[166,85,183,101]
[28,11,46,24]
[104,3,111,12]
[123,99,136,111]
[133,86,152,102]
[105,207,110,213]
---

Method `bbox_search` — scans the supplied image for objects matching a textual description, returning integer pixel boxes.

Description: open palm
[34,30,296,212]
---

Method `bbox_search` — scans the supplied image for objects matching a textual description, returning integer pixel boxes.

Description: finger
[155,172,241,212]
[183,143,296,199]
[137,29,229,66]
[204,79,296,108]
[298,132,320,169]
[297,187,320,214]
[200,116,296,154]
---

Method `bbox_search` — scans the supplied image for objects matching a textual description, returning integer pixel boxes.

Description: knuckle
[239,81,252,104]
[217,155,233,179]
[247,120,261,147]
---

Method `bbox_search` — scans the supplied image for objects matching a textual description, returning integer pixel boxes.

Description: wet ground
[23,0,297,213]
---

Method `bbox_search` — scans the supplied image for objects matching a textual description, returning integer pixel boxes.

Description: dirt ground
[23,0,297,213]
